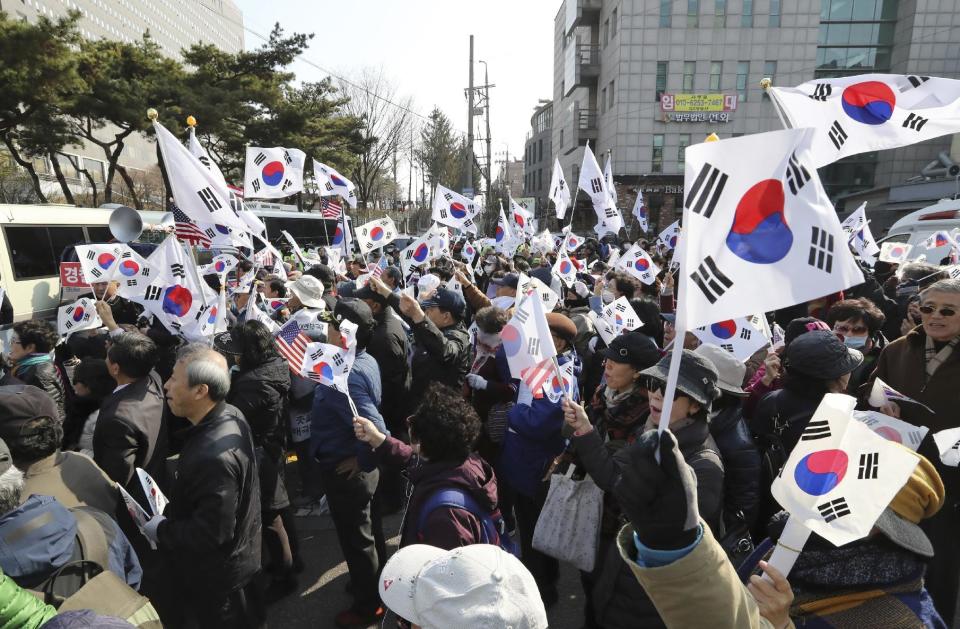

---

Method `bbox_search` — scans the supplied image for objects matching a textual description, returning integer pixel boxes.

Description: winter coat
[497,351,579,498]
[709,402,762,530]
[93,371,167,498]
[465,350,515,430]
[227,355,291,512]
[0,567,57,628]
[309,351,387,472]
[12,358,65,421]
[20,451,118,517]
[0,495,141,591]
[366,306,411,427]
[374,436,499,550]
[156,402,261,598]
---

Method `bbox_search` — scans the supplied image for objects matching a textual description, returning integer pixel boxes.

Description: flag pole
[763,516,812,580]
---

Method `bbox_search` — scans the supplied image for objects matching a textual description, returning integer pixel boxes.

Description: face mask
[601,290,615,304]
[843,335,868,349]
[484,264,496,273]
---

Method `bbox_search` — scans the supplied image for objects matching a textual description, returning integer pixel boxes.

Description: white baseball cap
[379,544,548,629]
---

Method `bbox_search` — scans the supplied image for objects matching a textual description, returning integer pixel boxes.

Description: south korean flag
[355,217,398,255]
[432,183,479,234]
[658,221,680,252]
[691,318,768,361]
[313,161,357,209]
[57,298,102,337]
[562,227,584,253]
[768,73,960,168]
[616,243,661,286]
[552,250,579,288]
[680,128,863,328]
[601,297,643,336]
[772,393,919,547]
[244,146,306,199]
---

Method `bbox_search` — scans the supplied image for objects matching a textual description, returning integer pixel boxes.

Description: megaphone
[106,205,143,243]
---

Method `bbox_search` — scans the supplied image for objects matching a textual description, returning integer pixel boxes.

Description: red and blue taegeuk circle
[261,161,285,186]
[514,213,525,228]
[559,260,573,274]
[841,81,896,126]
[501,324,524,357]
[495,226,505,242]
[313,362,334,381]
[72,307,85,322]
[119,260,139,277]
[794,449,848,496]
[214,260,227,273]
[162,285,193,318]
[875,426,903,443]
[726,179,792,264]
[97,253,116,270]
[710,320,738,339]
[215,225,231,235]
[330,174,346,187]
[668,235,677,248]
[207,306,218,324]
[332,227,344,245]
[412,243,429,262]
[450,202,468,219]
[935,234,949,247]
[370,226,385,241]
[551,376,565,394]
[635,258,650,271]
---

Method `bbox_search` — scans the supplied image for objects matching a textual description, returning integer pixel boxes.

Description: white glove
[466,374,488,390]
[517,381,534,407]
[573,281,590,298]
[143,514,166,544]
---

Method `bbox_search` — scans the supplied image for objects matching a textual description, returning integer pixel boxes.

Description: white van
[0,205,168,321]
[884,198,960,264]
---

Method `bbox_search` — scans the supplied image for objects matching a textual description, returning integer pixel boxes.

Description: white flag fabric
[301,319,358,392]
[200,254,238,278]
[313,161,357,208]
[658,221,680,251]
[426,223,450,259]
[399,232,434,278]
[771,322,786,349]
[840,203,868,234]
[932,427,960,467]
[509,196,534,235]
[549,158,571,219]
[355,217,398,255]
[154,121,247,232]
[280,230,315,266]
[771,393,919,547]
[187,127,227,189]
[692,319,768,361]
[543,359,577,403]
[529,230,555,256]
[769,74,960,168]
[75,244,126,284]
[919,230,958,251]
[603,153,618,205]
[57,298,102,337]
[136,236,217,337]
[679,128,863,328]
[244,292,280,335]
[332,215,353,257]
[616,243,661,285]
[552,250,579,288]
[562,227,584,253]
[579,145,623,236]
[432,184,479,234]
[244,147,305,199]
[632,190,650,233]
[587,310,618,346]
[850,222,881,265]
[747,313,773,342]
[601,297,643,335]
[494,206,514,251]
[461,241,478,265]
[878,242,913,264]
[518,273,561,312]
[851,410,928,451]
[868,377,935,414]
[502,290,557,380]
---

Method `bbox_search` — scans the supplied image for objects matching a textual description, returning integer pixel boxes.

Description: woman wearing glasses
[865,277,960,624]
[826,297,886,394]
[563,340,724,629]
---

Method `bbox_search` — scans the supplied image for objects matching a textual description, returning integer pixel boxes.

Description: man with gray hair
[149,344,264,628]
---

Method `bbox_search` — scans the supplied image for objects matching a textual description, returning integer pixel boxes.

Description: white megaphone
[103,204,143,243]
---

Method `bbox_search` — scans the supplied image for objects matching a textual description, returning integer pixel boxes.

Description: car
[885,198,960,265]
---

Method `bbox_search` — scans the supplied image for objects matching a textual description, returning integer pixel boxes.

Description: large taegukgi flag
[244,147,306,199]
[679,128,863,328]
[769,73,960,168]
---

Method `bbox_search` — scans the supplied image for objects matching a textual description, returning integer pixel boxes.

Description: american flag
[320,197,343,219]
[172,204,212,247]
[275,319,311,374]
[368,256,387,279]
[521,357,555,396]
[227,184,244,199]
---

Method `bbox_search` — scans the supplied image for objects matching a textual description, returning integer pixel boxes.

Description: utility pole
[408,126,413,213]
[464,35,475,195]
[392,147,398,212]
[484,62,493,212]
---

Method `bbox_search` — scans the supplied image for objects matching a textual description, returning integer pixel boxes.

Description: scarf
[12,353,52,377]
[593,384,648,442]
[924,334,959,381]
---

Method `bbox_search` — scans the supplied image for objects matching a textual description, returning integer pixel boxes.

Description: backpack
[416,488,519,557]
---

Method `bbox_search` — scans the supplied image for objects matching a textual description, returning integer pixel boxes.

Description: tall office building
[523,100,554,210]
[553,0,960,230]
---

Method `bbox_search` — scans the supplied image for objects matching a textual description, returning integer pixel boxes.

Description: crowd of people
[0,228,958,629]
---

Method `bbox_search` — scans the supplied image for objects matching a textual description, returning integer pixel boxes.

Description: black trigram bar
[808,227,834,273]
[685,163,728,219]
[86,250,96,260]
[590,177,603,194]
[907,75,930,88]
[444,192,453,201]
[720,343,734,353]
[828,120,848,150]
[818,497,851,523]
[144,285,163,301]
[253,152,266,166]
[810,83,832,101]
[858,452,879,480]
[251,180,261,193]
[786,152,811,195]
[513,309,529,324]
[170,263,186,278]
[283,150,293,164]
[739,328,752,340]
[801,419,831,441]
[689,256,733,304]
[198,187,222,212]
[527,338,541,354]
[902,112,928,132]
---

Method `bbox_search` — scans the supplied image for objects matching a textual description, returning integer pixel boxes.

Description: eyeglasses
[834,324,868,335]
[919,305,958,317]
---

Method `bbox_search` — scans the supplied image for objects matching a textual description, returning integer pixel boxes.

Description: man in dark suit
[94,332,168,499]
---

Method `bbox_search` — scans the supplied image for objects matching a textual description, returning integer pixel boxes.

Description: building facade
[524,100,554,212]
[552,0,960,231]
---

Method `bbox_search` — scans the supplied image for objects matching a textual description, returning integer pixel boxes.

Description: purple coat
[374,436,499,550]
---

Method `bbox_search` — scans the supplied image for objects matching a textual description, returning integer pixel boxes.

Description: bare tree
[338,69,414,209]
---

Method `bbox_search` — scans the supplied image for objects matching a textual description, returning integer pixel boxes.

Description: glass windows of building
[687,0,699,28]
[736,61,749,101]
[817,0,897,77]
[660,0,672,27]
[763,60,777,98]
[603,17,610,47]
[656,61,668,101]
[612,7,618,36]
[652,135,664,173]
[709,61,723,90]
[678,134,691,168]
[601,86,608,113]
[769,0,781,26]
[683,61,696,91]
[741,0,753,27]
[714,0,726,27]
[608,80,615,110]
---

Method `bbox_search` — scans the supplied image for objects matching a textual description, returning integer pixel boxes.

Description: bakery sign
[660,93,737,122]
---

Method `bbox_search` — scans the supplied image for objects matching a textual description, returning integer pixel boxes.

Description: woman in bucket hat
[563,344,725,628]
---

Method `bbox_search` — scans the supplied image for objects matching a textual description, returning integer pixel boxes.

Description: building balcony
[563,43,601,97]
[566,104,597,152]
[565,0,601,36]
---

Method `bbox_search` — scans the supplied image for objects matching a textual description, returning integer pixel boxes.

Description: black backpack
[34,507,113,605]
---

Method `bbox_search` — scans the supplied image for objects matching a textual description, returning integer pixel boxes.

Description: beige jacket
[20,451,118,516]
[617,522,794,629]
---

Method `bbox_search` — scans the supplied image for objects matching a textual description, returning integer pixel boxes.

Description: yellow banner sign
[660,93,738,112]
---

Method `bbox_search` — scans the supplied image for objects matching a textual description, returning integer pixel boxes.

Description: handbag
[532,465,603,573]
[718,510,756,570]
